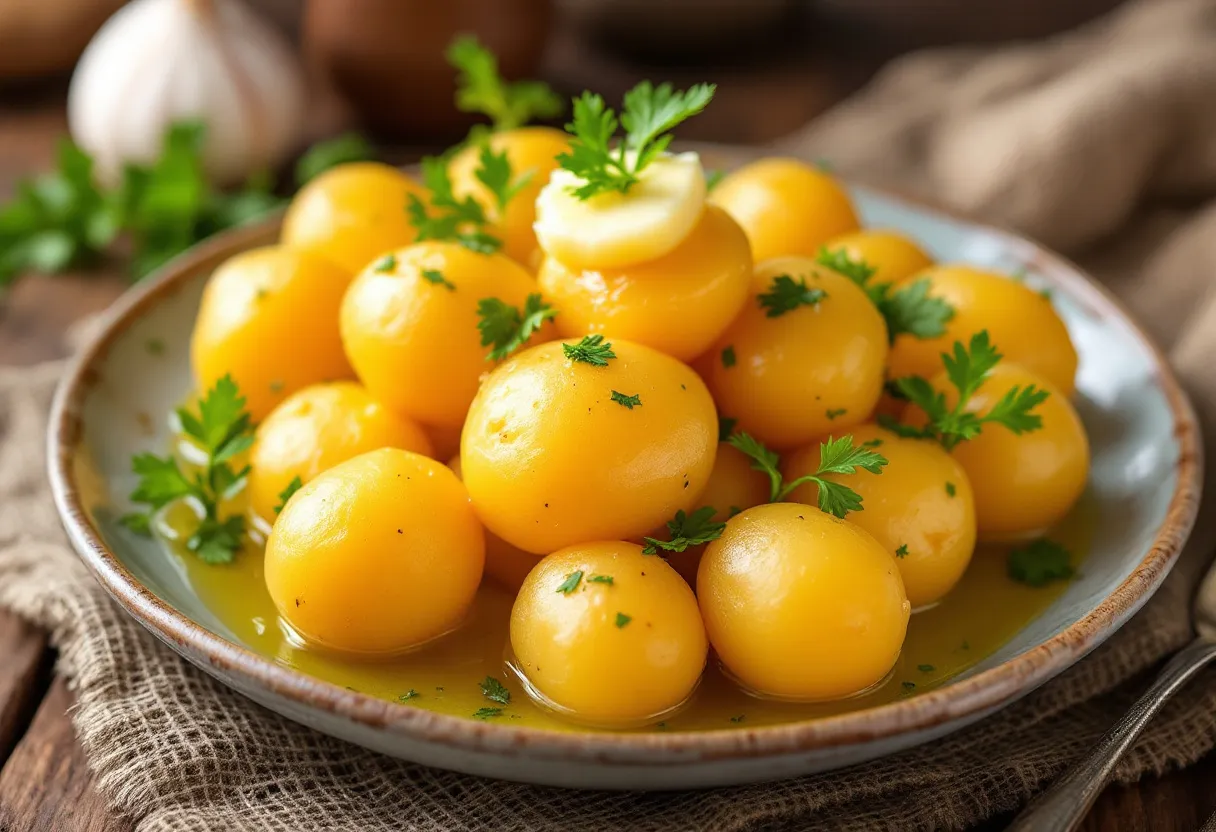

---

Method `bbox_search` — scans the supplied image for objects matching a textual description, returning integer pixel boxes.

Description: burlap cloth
[6,0,1216,828]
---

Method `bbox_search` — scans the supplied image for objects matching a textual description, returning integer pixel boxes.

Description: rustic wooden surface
[2,17,1216,832]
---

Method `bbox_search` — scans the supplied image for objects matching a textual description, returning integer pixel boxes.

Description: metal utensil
[1008,560,1216,832]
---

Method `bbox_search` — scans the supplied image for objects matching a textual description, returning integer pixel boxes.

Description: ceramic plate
[48,169,1202,790]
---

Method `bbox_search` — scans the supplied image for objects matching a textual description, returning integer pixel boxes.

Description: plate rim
[47,180,1204,767]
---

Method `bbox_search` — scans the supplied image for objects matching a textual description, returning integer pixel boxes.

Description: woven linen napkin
[5,0,1216,828]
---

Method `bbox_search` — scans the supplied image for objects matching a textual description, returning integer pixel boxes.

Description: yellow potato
[710,157,859,262]
[510,541,707,725]
[537,205,752,362]
[821,229,934,286]
[447,455,542,592]
[698,502,910,701]
[888,265,1078,395]
[264,448,484,655]
[706,257,888,449]
[462,338,718,554]
[190,245,354,422]
[784,424,976,609]
[248,382,433,525]
[281,162,426,275]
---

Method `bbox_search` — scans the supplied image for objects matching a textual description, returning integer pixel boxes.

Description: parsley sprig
[446,35,563,132]
[472,144,533,212]
[562,335,616,366]
[642,507,726,554]
[728,432,888,518]
[406,155,504,254]
[476,294,556,361]
[1007,538,1075,587]
[814,247,953,343]
[557,81,715,200]
[757,274,827,318]
[879,331,1050,450]
[480,675,511,705]
[119,375,254,563]
[274,476,303,515]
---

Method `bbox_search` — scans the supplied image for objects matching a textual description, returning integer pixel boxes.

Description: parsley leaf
[814,247,953,343]
[727,432,887,517]
[473,144,533,212]
[815,246,876,286]
[757,274,827,318]
[373,254,397,273]
[556,570,583,594]
[615,612,632,628]
[476,294,556,361]
[642,506,726,554]
[398,689,420,702]
[274,476,303,515]
[294,132,373,187]
[562,334,616,366]
[895,544,909,558]
[587,574,614,585]
[406,156,503,254]
[880,331,1050,450]
[480,675,511,705]
[705,168,726,192]
[946,481,956,497]
[1008,539,1075,587]
[610,391,642,409]
[721,346,736,368]
[557,81,715,199]
[718,416,738,442]
[420,268,456,291]
[447,35,562,132]
[473,706,504,720]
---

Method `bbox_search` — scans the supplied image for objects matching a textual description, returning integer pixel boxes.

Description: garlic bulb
[68,0,307,185]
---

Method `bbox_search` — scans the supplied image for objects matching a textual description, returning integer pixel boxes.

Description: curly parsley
[642,506,726,554]
[757,274,827,318]
[815,246,953,343]
[477,294,556,361]
[562,334,616,366]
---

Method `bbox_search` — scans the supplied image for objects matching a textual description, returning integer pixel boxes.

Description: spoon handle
[1007,636,1216,832]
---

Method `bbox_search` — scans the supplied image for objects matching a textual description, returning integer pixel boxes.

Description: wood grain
[0,611,50,763]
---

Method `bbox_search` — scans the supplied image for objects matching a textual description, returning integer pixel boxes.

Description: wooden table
[3,24,1216,832]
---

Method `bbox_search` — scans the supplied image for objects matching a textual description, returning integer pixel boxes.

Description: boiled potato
[447,455,542,592]
[888,265,1078,395]
[710,157,859,262]
[462,338,718,554]
[247,382,433,525]
[264,448,484,655]
[537,205,752,362]
[340,241,553,428]
[281,162,427,275]
[510,541,707,725]
[698,502,910,700]
[190,245,354,422]
[821,229,934,286]
[448,126,569,270]
[784,424,976,609]
[902,364,1089,540]
[706,257,888,449]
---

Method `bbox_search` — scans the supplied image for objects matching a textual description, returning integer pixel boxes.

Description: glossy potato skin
[446,455,542,592]
[190,245,354,422]
[902,364,1089,540]
[248,382,433,525]
[710,158,859,262]
[281,162,427,275]
[537,206,753,362]
[822,229,934,286]
[462,339,718,554]
[784,424,977,609]
[698,503,910,701]
[340,241,553,428]
[510,541,707,724]
[887,265,1078,395]
[264,448,484,656]
[706,257,888,449]
[448,126,569,271]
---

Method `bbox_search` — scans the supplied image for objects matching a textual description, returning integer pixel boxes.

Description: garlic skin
[68,0,307,185]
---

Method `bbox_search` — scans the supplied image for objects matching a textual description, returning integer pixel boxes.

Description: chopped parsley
[862,438,884,448]
[562,334,616,366]
[901,681,917,691]
[917,664,935,673]
[473,707,505,720]
[945,481,956,497]
[719,416,738,442]
[372,253,397,273]
[721,346,736,368]
[826,408,847,420]
[727,432,887,518]
[880,331,1050,450]
[480,676,511,705]
[614,612,632,628]
[556,570,584,594]
[756,274,826,318]
[557,81,715,199]
[587,574,615,585]
[477,294,556,361]
[420,268,456,291]
[398,689,420,702]
[610,391,642,409]
[642,506,726,554]
[895,544,909,558]
[815,246,953,342]
[274,476,303,515]
[1007,539,1075,587]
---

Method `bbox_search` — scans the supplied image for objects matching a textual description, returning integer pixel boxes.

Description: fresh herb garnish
[826,408,847,420]
[642,506,726,554]
[757,274,827,318]
[477,294,556,361]
[473,706,505,720]
[447,35,563,132]
[119,375,254,563]
[398,689,420,702]
[901,681,917,691]
[562,334,616,366]
[719,416,738,442]
[862,438,884,448]
[721,346,736,368]
[918,664,935,673]
[556,570,584,594]
[274,476,303,515]
[880,331,1050,450]
[610,391,642,409]
[372,254,397,273]
[420,268,456,291]
[945,481,956,497]
[294,132,373,187]
[587,574,615,585]
[480,676,511,705]
[615,612,632,628]
[473,144,533,212]
[705,168,726,192]
[727,432,887,518]
[895,544,909,558]
[1007,539,1075,587]
[406,156,502,254]
[815,247,953,343]
[557,81,715,199]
